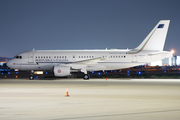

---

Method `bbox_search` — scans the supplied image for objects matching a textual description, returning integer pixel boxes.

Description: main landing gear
[29,70,34,80]
[81,67,90,80]
[83,74,90,80]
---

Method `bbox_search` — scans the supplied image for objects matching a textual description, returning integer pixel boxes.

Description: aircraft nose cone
[6,60,13,69]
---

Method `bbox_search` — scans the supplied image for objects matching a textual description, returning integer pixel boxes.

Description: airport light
[98,72,101,75]
[171,49,175,54]
[92,71,94,73]
[138,71,141,75]
[127,71,129,73]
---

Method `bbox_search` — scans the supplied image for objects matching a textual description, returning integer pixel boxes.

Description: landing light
[34,71,43,75]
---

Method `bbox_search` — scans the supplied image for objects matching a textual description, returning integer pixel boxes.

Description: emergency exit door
[132,54,138,62]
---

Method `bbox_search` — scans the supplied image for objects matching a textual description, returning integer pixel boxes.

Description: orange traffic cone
[106,77,107,81]
[65,87,69,97]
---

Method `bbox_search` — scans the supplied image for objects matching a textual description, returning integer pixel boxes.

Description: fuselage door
[28,53,34,63]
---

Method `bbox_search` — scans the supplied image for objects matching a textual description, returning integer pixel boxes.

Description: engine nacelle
[53,66,70,77]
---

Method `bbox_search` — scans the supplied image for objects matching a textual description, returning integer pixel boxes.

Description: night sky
[1,0,180,57]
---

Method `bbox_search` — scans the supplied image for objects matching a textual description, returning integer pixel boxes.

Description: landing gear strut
[83,74,90,80]
[81,68,90,80]
[29,70,34,80]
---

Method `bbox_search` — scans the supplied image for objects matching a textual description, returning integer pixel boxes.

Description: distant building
[150,56,180,66]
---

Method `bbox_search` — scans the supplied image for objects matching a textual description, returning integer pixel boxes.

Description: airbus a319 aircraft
[7,20,172,80]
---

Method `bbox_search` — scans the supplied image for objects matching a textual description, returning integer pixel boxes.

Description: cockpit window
[14,55,22,59]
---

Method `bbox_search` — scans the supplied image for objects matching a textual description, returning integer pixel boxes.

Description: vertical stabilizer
[133,20,170,52]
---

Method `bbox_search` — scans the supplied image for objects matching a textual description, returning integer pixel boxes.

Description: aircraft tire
[29,75,34,80]
[83,74,90,80]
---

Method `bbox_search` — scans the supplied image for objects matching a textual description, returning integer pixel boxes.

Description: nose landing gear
[29,70,34,80]
[29,75,34,80]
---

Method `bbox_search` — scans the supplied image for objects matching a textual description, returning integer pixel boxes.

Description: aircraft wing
[72,57,106,65]
[65,57,107,70]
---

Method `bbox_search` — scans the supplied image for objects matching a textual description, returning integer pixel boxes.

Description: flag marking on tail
[158,24,164,28]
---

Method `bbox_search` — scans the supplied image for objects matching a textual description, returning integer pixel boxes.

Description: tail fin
[133,20,170,52]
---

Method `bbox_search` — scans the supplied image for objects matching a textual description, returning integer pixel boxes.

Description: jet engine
[53,66,70,77]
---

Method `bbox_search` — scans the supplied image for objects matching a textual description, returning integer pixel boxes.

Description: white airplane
[7,20,172,80]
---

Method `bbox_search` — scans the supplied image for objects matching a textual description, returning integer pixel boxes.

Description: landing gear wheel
[83,74,90,80]
[29,75,34,80]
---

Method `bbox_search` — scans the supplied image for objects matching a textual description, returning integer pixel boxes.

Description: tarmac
[1,78,180,120]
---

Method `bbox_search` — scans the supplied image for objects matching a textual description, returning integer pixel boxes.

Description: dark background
[1,0,180,57]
